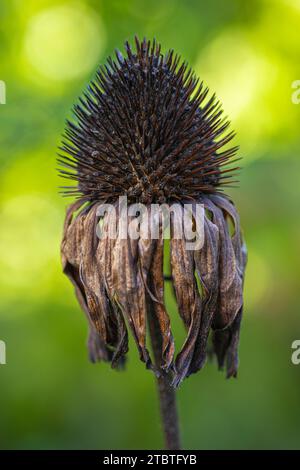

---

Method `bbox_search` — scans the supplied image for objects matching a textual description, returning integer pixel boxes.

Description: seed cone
[58,37,239,203]
[59,37,247,386]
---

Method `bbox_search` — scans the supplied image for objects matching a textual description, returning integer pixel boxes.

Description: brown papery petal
[139,207,175,371]
[204,196,243,330]
[209,195,246,378]
[224,307,243,378]
[170,205,202,386]
[192,213,219,373]
[61,199,88,269]
[69,264,113,363]
[206,195,247,378]
[96,211,129,367]
[100,204,120,299]
[210,194,247,278]
[79,204,106,335]
[80,204,128,368]
[170,206,195,327]
[109,215,153,371]
[213,307,243,378]
[61,202,113,363]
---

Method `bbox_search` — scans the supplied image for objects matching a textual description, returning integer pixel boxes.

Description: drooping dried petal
[191,212,219,373]
[204,196,243,330]
[78,204,105,334]
[81,205,129,367]
[61,199,87,269]
[139,208,175,371]
[210,194,247,276]
[170,205,202,386]
[212,308,243,378]
[61,201,114,363]
[104,213,153,370]
[204,194,247,377]
[96,212,129,367]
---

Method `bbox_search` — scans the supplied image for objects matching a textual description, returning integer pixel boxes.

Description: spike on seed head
[58,37,240,204]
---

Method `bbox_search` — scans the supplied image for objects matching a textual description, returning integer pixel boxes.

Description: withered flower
[59,37,246,449]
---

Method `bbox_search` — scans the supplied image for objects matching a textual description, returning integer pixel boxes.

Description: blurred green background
[1,0,300,450]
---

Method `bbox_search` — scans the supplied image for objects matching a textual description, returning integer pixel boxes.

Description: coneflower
[59,37,247,450]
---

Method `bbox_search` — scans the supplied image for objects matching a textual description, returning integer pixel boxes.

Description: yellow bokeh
[23,2,106,81]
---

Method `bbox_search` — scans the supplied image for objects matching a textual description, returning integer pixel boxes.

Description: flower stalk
[148,297,181,450]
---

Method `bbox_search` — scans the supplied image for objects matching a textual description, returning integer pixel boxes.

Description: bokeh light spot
[23,3,106,81]
[0,195,61,301]
[195,30,280,159]
[196,31,276,119]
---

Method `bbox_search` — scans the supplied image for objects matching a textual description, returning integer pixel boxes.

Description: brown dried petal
[191,214,219,372]
[79,204,106,334]
[62,202,128,367]
[108,215,153,370]
[204,196,243,330]
[61,199,87,269]
[212,307,243,378]
[170,206,196,327]
[61,201,113,363]
[94,207,128,367]
[170,205,202,386]
[139,208,174,371]
[64,263,113,363]
[210,194,247,277]
[206,195,246,378]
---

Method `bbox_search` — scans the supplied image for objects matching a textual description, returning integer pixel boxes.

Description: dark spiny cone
[59,37,247,387]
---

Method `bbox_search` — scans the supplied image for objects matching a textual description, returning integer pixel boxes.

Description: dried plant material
[59,37,247,387]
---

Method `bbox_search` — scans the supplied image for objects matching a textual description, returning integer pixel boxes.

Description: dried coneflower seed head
[58,37,239,204]
[59,37,247,387]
